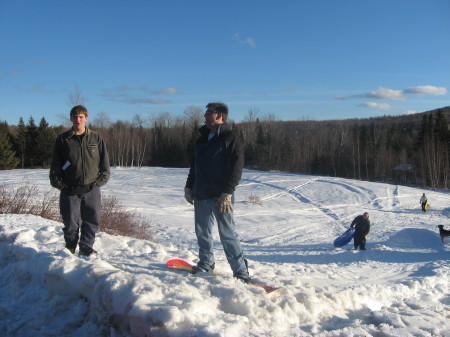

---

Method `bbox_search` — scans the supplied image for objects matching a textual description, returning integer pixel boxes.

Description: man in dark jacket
[350,212,370,250]
[184,102,250,283]
[50,105,110,256]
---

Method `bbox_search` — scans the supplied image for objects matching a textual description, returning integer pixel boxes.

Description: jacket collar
[199,123,229,137]
[68,126,91,138]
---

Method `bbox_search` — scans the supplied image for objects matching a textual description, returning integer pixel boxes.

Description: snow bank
[1,168,450,336]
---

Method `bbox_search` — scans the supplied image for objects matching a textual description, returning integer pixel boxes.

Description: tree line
[1,106,449,189]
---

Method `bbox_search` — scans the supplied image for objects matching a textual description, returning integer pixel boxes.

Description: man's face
[204,108,221,127]
[71,113,88,131]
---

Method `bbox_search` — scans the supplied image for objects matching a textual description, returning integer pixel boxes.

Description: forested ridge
[1,106,449,189]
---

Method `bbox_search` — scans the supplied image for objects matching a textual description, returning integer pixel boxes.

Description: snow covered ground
[1,167,449,337]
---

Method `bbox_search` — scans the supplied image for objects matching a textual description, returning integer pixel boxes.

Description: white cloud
[115,84,151,92]
[153,87,178,95]
[283,86,300,94]
[366,87,405,101]
[233,33,256,47]
[9,68,25,78]
[338,85,448,102]
[128,97,170,104]
[27,85,55,94]
[334,95,347,100]
[251,91,268,96]
[99,84,175,105]
[335,87,404,101]
[359,102,392,110]
[403,85,447,96]
[402,110,418,115]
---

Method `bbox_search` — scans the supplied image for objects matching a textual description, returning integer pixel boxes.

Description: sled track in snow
[314,178,403,211]
[240,177,317,203]
[240,177,342,222]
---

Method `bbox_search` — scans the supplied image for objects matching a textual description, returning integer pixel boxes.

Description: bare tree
[92,112,112,129]
[131,114,150,168]
[244,107,260,123]
[183,105,203,129]
[67,84,85,107]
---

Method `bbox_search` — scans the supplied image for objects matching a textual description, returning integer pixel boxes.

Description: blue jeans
[194,198,248,277]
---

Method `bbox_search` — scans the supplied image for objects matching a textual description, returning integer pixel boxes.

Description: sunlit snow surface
[1,167,449,336]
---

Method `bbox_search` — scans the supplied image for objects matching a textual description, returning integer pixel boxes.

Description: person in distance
[350,212,370,250]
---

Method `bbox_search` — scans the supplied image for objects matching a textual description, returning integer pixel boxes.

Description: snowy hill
[0,167,449,337]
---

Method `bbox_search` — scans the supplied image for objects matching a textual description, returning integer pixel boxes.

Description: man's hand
[217,193,233,214]
[184,188,193,204]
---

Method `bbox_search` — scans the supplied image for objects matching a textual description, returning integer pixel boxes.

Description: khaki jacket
[49,127,110,191]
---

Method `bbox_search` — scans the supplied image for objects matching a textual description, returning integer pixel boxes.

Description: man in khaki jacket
[50,105,110,256]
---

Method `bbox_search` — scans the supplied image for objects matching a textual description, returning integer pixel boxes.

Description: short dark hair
[206,102,228,122]
[70,105,88,117]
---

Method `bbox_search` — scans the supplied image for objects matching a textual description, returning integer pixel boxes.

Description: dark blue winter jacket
[185,123,244,200]
[351,215,370,235]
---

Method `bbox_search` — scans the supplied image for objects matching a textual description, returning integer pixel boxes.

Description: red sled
[166,259,280,294]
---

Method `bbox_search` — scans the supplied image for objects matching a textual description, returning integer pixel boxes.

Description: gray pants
[59,185,101,251]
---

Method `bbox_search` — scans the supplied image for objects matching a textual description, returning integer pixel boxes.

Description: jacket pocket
[88,144,99,154]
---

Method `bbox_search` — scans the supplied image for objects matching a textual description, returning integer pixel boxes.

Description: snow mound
[386,228,441,249]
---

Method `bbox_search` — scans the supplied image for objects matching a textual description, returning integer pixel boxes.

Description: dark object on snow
[439,225,450,243]
[334,227,356,248]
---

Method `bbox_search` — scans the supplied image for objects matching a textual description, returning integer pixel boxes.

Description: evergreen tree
[36,117,55,168]
[434,109,450,148]
[25,117,39,167]
[359,125,371,180]
[0,122,20,169]
[14,117,27,168]
[433,110,450,188]
[417,114,434,148]
[416,112,449,188]
[279,135,293,171]
[255,123,271,169]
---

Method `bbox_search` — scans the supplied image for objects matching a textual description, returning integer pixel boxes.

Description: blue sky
[1,0,449,126]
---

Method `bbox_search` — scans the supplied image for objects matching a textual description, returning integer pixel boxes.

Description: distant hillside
[319,106,450,128]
